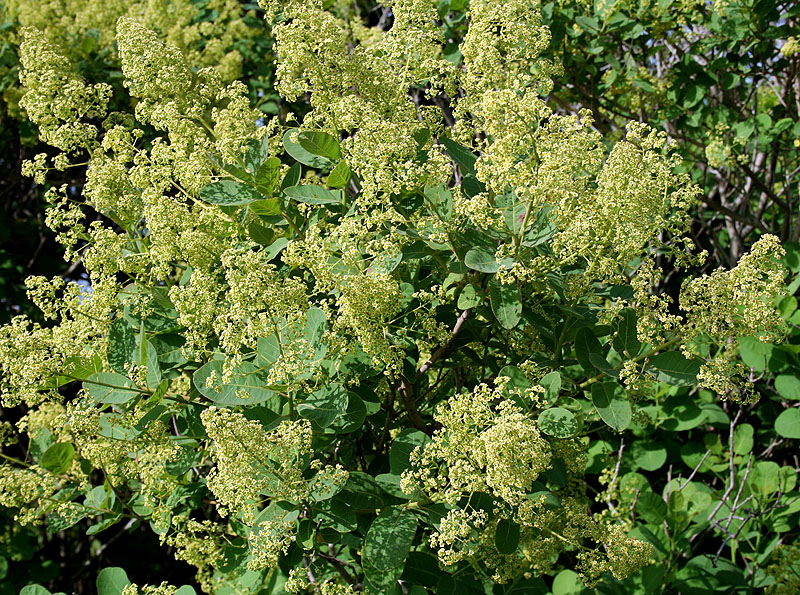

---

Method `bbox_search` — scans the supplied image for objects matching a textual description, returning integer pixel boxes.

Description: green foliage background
[0,0,798,594]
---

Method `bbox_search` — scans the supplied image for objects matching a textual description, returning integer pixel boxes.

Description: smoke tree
[0,0,793,593]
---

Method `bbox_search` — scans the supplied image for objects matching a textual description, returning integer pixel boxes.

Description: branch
[417,308,470,380]
[397,376,431,436]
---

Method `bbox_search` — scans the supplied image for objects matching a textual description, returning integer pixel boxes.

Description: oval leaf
[107,319,135,375]
[775,408,800,439]
[85,372,139,405]
[192,360,276,407]
[489,279,521,330]
[298,130,341,161]
[537,407,578,438]
[363,506,418,572]
[464,247,499,273]
[40,442,75,474]
[96,567,131,595]
[297,384,349,428]
[539,371,561,407]
[390,429,431,474]
[284,184,341,205]
[494,518,520,555]
[199,180,263,206]
[591,382,631,432]
[612,308,641,356]
[574,327,604,373]
[649,351,702,386]
[283,129,333,168]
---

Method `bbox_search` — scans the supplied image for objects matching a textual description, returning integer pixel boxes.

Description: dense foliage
[0,1,798,594]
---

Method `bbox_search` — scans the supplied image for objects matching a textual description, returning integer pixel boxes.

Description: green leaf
[249,198,283,217]
[733,120,755,139]
[283,129,333,168]
[575,15,600,33]
[775,375,800,400]
[489,279,521,329]
[281,162,303,190]
[648,351,702,385]
[591,383,631,432]
[632,78,655,92]
[631,442,667,471]
[248,221,275,245]
[390,429,431,474]
[537,407,578,438]
[138,339,162,388]
[551,570,585,595]
[199,180,263,206]
[284,184,341,205]
[107,319,136,375]
[574,327,604,373]
[85,372,139,405]
[192,360,276,407]
[174,588,197,595]
[245,135,270,173]
[254,156,281,194]
[40,442,75,474]
[681,84,703,108]
[612,309,640,356]
[755,113,773,130]
[747,461,782,498]
[298,384,348,428]
[298,130,341,161]
[96,567,131,595]
[439,137,477,173]
[457,283,484,309]
[464,246,498,273]
[733,423,754,455]
[773,117,794,135]
[20,587,51,595]
[304,307,327,350]
[330,393,367,434]
[363,506,418,573]
[494,518,520,554]
[327,160,351,188]
[775,408,800,439]
[720,71,740,90]
[461,173,486,197]
[423,183,452,221]
[539,371,561,407]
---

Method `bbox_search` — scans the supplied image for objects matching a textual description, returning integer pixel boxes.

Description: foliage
[0,1,798,594]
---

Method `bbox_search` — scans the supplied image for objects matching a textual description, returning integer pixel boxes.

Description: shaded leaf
[537,407,578,438]
[363,506,418,572]
[390,429,431,474]
[40,442,75,474]
[298,384,348,428]
[284,184,341,205]
[489,279,521,329]
[96,567,131,595]
[85,372,139,405]
[327,160,351,188]
[199,180,263,206]
[591,382,631,431]
[283,129,333,168]
[494,518,520,554]
[649,351,702,385]
[464,247,498,273]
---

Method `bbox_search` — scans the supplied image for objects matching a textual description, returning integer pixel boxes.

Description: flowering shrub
[0,1,795,594]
